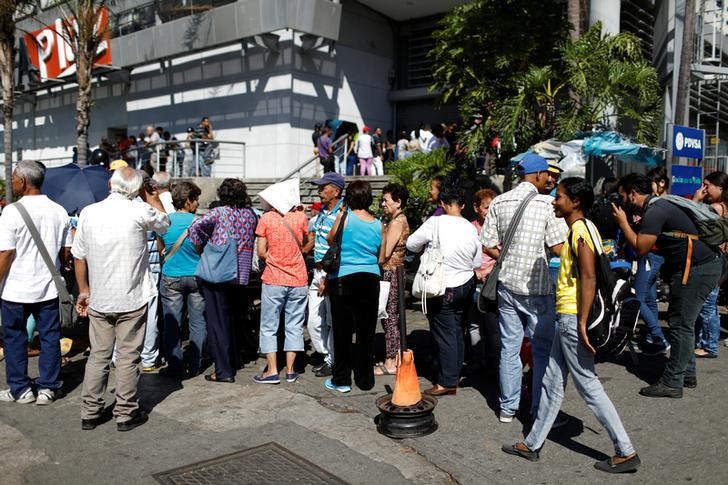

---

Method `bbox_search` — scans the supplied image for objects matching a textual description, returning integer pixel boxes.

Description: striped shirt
[312,199,344,263]
[481,181,567,296]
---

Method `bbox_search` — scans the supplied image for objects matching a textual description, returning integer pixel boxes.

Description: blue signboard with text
[671,165,703,197]
[672,125,705,159]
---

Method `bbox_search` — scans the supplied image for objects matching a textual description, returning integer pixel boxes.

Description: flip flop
[373,363,396,376]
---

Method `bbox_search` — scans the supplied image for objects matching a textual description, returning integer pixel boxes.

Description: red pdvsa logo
[24,6,112,81]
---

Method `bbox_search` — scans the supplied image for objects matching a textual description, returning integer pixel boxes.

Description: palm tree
[0,0,27,200]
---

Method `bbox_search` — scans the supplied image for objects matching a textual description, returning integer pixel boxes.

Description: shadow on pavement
[138,374,184,411]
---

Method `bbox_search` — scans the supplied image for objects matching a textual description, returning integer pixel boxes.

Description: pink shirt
[255,211,308,287]
[472,219,496,279]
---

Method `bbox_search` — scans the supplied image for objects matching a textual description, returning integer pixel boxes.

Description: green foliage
[386,149,454,230]
[430,0,569,120]
[555,23,661,145]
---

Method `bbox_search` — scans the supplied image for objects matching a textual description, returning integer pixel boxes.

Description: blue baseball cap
[311,172,345,189]
[515,153,549,175]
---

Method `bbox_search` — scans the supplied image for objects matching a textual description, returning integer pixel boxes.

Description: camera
[607,192,622,208]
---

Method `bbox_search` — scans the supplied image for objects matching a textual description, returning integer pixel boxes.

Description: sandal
[373,363,396,376]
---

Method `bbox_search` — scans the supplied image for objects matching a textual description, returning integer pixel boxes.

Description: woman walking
[503,177,640,473]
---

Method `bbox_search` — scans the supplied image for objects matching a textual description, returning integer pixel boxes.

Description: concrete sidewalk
[1,310,727,484]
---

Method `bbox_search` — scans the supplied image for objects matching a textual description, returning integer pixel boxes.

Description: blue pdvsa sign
[672,125,705,159]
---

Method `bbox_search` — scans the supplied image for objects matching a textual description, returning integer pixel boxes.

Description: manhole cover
[153,442,347,484]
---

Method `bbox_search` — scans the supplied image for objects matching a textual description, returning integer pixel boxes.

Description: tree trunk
[0,18,14,201]
[75,39,92,166]
[567,0,581,40]
[675,0,696,127]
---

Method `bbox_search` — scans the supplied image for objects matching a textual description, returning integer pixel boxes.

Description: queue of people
[1,153,726,476]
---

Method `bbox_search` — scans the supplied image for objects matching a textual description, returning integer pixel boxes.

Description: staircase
[186,176,392,212]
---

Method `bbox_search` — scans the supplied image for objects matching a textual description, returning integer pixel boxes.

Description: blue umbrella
[42,163,111,215]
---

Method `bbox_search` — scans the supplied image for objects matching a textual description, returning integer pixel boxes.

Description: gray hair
[152,171,171,189]
[14,160,46,189]
[109,167,143,199]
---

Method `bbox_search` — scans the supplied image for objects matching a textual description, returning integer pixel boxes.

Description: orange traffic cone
[391,349,422,407]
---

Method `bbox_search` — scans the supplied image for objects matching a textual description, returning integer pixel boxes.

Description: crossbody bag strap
[280,215,303,252]
[164,229,189,262]
[495,191,538,265]
[334,208,349,244]
[14,202,71,302]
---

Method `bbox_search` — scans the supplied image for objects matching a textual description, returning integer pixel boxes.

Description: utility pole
[671,0,697,172]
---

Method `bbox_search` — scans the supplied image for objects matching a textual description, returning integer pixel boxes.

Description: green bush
[387,149,454,230]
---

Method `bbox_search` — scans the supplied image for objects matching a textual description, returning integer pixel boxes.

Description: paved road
[1,310,727,484]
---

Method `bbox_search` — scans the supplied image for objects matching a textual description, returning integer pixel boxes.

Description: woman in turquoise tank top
[324,180,382,393]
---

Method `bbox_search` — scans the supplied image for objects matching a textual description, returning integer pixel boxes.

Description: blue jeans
[497,284,556,417]
[259,284,308,354]
[695,287,720,356]
[426,278,476,387]
[633,253,667,344]
[161,275,207,375]
[1,298,61,397]
[197,153,211,177]
[141,272,160,368]
[525,314,635,456]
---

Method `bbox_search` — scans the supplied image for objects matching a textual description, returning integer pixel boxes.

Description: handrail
[251,133,349,203]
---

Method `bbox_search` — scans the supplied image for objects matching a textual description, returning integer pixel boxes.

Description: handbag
[478,191,537,312]
[411,217,445,314]
[195,208,239,284]
[14,202,77,329]
[321,209,348,273]
[378,281,391,320]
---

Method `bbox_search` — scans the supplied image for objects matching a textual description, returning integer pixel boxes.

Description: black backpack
[570,219,641,355]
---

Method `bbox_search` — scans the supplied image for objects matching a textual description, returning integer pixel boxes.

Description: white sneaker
[0,388,36,404]
[499,412,514,423]
[35,389,55,405]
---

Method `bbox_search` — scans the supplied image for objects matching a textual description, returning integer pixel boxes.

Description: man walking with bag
[0,161,72,405]
[481,154,567,423]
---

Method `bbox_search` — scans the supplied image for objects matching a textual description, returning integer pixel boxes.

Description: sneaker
[286,372,300,383]
[639,382,682,398]
[499,412,514,423]
[324,378,351,393]
[253,374,281,384]
[0,388,35,404]
[314,363,332,377]
[35,389,56,405]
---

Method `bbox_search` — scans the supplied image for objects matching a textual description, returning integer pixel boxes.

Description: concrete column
[589,0,622,34]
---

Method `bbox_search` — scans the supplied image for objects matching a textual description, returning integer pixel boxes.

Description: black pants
[198,279,247,379]
[321,155,335,173]
[329,273,380,390]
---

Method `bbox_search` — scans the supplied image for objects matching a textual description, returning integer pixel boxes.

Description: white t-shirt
[355,133,374,158]
[419,129,434,153]
[159,191,176,214]
[406,214,482,288]
[0,195,72,303]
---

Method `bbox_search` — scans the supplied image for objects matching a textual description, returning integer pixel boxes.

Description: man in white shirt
[481,153,567,423]
[73,167,169,432]
[419,124,435,154]
[153,171,175,214]
[0,161,72,405]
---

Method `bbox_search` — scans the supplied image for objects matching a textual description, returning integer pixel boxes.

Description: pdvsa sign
[23,6,111,81]
[672,125,705,159]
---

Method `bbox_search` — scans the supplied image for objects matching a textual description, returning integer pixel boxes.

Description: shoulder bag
[478,191,537,312]
[195,208,239,284]
[411,217,445,314]
[14,202,77,329]
[321,208,348,273]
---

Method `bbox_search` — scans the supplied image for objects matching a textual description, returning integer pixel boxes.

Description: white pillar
[589,0,622,35]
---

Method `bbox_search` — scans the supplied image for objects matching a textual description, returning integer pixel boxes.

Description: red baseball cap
[362,126,370,133]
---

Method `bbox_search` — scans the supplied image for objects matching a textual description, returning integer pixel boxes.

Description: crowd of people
[313,121,460,176]
[78,117,217,177]
[0,150,726,473]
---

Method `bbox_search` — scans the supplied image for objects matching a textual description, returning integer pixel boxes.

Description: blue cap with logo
[515,153,549,175]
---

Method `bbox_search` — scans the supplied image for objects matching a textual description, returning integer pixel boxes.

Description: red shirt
[255,211,308,287]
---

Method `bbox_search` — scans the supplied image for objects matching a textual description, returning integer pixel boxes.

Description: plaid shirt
[481,182,567,296]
